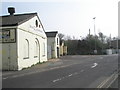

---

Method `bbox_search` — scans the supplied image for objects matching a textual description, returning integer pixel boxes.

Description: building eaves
[0,13,37,27]
[45,31,58,37]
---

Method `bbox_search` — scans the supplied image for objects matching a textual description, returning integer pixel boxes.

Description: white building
[46,31,60,59]
[0,7,47,70]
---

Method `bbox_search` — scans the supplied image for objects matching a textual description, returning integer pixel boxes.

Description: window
[0,29,16,43]
[57,38,59,45]
[39,24,41,28]
[43,42,45,56]
[34,40,39,58]
[23,39,29,59]
[35,20,38,27]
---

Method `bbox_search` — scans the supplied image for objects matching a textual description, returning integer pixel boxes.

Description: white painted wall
[17,16,47,70]
[1,16,47,70]
[55,33,60,58]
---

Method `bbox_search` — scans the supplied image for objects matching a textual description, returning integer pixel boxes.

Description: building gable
[0,12,47,38]
[18,15,47,38]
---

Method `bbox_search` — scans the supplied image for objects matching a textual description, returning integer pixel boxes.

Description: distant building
[60,40,64,56]
[106,39,120,54]
[46,31,60,59]
[106,49,112,55]
[111,39,120,49]
[0,7,47,70]
[60,40,67,56]
[111,39,120,54]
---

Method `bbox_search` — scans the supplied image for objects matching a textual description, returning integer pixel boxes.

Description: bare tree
[58,33,64,40]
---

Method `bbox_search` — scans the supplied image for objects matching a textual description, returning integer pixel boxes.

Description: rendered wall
[0,28,18,70]
[17,16,47,70]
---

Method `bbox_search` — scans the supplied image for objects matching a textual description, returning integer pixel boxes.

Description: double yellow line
[97,73,118,88]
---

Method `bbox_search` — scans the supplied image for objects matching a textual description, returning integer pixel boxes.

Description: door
[1,29,17,70]
[48,45,52,59]
[57,47,59,58]
[2,44,11,70]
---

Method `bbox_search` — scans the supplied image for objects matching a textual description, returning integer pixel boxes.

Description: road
[2,55,118,88]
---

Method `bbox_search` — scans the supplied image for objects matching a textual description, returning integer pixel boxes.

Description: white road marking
[52,70,84,83]
[68,74,73,77]
[3,77,8,80]
[80,70,84,72]
[91,63,98,68]
[53,78,62,82]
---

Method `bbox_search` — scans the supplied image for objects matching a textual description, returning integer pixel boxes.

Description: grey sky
[1,0,119,39]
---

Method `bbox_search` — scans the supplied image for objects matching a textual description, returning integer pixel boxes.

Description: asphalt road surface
[2,55,118,88]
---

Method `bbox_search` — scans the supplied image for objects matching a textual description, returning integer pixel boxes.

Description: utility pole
[89,29,90,35]
[109,34,111,49]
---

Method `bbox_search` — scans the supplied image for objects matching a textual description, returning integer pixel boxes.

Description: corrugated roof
[45,31,58,37]
[0,13,37,26]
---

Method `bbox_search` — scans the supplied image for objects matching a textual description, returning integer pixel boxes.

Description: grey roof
[45,31,58,37]
[0,13,37,26]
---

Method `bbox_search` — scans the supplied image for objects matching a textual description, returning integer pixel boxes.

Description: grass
[22,61,47,70]
[22,67,30,70]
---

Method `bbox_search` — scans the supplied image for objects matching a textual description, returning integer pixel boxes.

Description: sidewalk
[2,58,62,77]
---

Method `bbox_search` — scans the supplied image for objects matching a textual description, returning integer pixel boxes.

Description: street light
[89,29,91,55]
[93,17,97,54]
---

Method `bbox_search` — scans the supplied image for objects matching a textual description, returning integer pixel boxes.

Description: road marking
[106,74,118,88]
[97,73,115,88]
[53,78,62,82]
[68,74,73,77]
[80,70,84,72]
[3,77,8,80]
[91,63,98,68]
[52,71,82,83]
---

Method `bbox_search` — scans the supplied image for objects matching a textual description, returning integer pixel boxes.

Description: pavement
[1,55,119,88]
[2,58,61,77]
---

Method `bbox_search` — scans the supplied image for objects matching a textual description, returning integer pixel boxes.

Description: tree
[58,33,64,41]
[60,32,110,55]
[98,32,106,54]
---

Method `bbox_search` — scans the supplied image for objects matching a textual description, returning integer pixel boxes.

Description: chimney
[8,7,15,15]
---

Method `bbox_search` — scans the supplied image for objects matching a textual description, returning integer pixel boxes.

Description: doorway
[57,47,59,58]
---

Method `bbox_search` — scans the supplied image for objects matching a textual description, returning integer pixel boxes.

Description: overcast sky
[1,0,119,39]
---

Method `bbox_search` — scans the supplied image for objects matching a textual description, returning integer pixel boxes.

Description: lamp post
[89,29,91,55]
[93,17,97,54]
[117,37,118,54]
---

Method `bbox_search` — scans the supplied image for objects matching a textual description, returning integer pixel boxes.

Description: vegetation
[22,61,46,70]
[59,32,118,55]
